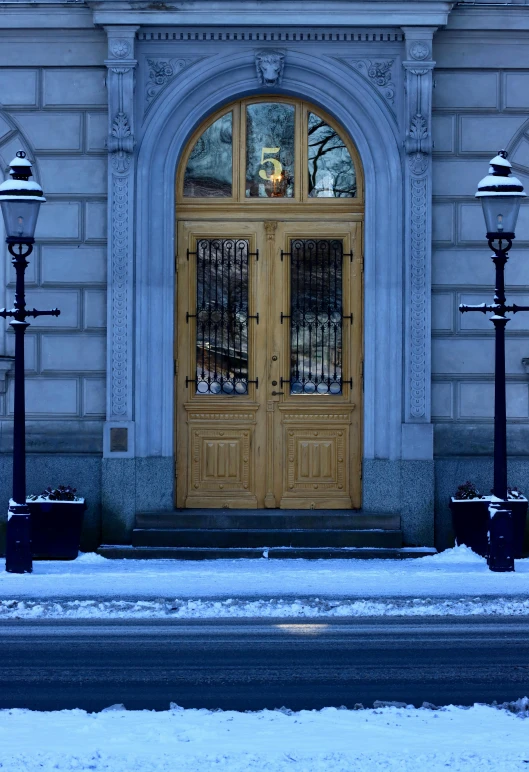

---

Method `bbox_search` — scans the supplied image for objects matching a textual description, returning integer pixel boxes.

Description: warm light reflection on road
[274,624,329,636]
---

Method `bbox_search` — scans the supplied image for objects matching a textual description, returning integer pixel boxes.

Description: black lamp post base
[5,504,32,574]
[488,506,515,573]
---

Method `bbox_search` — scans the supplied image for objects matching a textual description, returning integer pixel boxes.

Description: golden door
[175,97,364,509]
[176,219,362,509]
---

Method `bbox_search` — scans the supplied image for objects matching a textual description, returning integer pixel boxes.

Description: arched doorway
[175,97,364,509]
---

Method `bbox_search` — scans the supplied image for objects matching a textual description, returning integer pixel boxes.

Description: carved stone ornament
[409,41,430,61]
[108,112,134,173]
[110,38,132,59]
[408,152,429,176]
[105,28,137,426]
[409,177,428,418]
[349,59,396,105]
[255,50,285,87]
[367,60,393,87]
[108,65,134,76]
[402,39,434,422]
[110,173,130,417]
[146,58,189,103]
[405,114,431,175]
[409,113,428,141]
[407,66,431,77]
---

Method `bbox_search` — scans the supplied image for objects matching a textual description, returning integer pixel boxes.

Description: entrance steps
[96,509,437,558]
[131,509,402,549]
[98,545,436,560]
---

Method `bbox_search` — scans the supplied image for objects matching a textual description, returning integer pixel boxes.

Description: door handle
[271,391,284,396]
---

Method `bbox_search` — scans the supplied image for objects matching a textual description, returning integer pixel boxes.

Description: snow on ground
[2,595,529,619]
[0,701,528,772]
[0,547,528,610]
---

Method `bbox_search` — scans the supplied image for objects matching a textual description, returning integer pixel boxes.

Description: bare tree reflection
[308,115,356,198]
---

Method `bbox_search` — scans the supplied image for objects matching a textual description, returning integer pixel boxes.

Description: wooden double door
[175,218,362,509]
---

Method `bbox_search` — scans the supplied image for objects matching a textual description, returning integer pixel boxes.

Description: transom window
[182,98,360,202]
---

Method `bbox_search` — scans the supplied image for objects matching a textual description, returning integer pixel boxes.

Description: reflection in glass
[246,103,295,198]
[184,113,233,197]
[308,113,356,198]
[194,239,249,394]
[289,239,344,395]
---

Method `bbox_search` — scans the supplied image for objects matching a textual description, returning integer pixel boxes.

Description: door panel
[176,221,266,508]
[272,222,362,509]
[176,219,362,509]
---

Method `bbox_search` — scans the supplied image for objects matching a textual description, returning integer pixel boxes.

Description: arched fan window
[182,99,360,202]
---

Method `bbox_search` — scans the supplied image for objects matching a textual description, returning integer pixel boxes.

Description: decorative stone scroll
[145,58,193,104]
[105,26,138,432]
[402,29,435,422]
[349,59,396,105]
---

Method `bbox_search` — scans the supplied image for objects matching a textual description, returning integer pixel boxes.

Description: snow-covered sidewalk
[0,546,528,617]
[1,701,528,771]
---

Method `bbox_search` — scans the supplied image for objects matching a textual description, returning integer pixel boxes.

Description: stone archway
[134,50,404,462]
[101,40,406,538]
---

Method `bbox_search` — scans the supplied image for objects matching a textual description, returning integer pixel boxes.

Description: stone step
[131,528,403,549]
[135,509,401,531]
[98,545,436,561]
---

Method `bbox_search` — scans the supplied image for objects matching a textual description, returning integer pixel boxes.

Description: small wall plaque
[110,427,128,453]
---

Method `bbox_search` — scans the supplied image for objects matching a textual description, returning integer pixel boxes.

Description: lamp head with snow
[0,151,45,245]
[475,150,526,240]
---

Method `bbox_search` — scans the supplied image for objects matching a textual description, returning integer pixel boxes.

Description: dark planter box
[449,498,490,558]
[27,499,86,560]
[449,497,528,559]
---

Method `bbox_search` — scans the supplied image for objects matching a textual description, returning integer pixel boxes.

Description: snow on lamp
[0,151,45,245]
[476,150,525,240]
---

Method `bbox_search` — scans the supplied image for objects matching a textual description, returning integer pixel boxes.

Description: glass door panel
[288,238,345,395]
[193,238,250,395]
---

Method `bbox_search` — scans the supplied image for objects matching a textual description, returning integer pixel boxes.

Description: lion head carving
[255,50,285,87]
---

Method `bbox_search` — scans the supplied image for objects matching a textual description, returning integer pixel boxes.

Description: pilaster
[104,25,138,458]
[401,26,435,459]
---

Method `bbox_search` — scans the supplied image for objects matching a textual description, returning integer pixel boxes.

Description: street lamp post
[0,151,60,574]
[459,150,527,570]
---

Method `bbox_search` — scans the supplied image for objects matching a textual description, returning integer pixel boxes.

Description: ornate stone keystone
[255,50,285,86]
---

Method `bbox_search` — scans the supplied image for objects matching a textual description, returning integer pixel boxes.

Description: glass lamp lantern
[0,151,45,244]
[476,150,526,239]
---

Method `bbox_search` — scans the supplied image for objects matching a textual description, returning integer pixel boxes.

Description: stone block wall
[431,21,529,547]
[0,27,108,548]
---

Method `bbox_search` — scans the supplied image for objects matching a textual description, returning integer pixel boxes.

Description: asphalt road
[0,617,528,711]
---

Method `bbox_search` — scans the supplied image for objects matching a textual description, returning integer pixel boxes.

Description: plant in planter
[449,482,528,559]
[454,481,485,501]
[449,482,489,557]
[26,485,86,560]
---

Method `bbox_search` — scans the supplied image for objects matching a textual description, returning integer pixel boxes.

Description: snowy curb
[1,547,528,607]
[0,700,528,772]
[2,595,529,619]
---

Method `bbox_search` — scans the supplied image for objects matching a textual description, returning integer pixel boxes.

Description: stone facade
[0,0,527,551]
[431,17,529,547]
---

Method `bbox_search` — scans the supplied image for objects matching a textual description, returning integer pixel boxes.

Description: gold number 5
[259,147,282,180]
